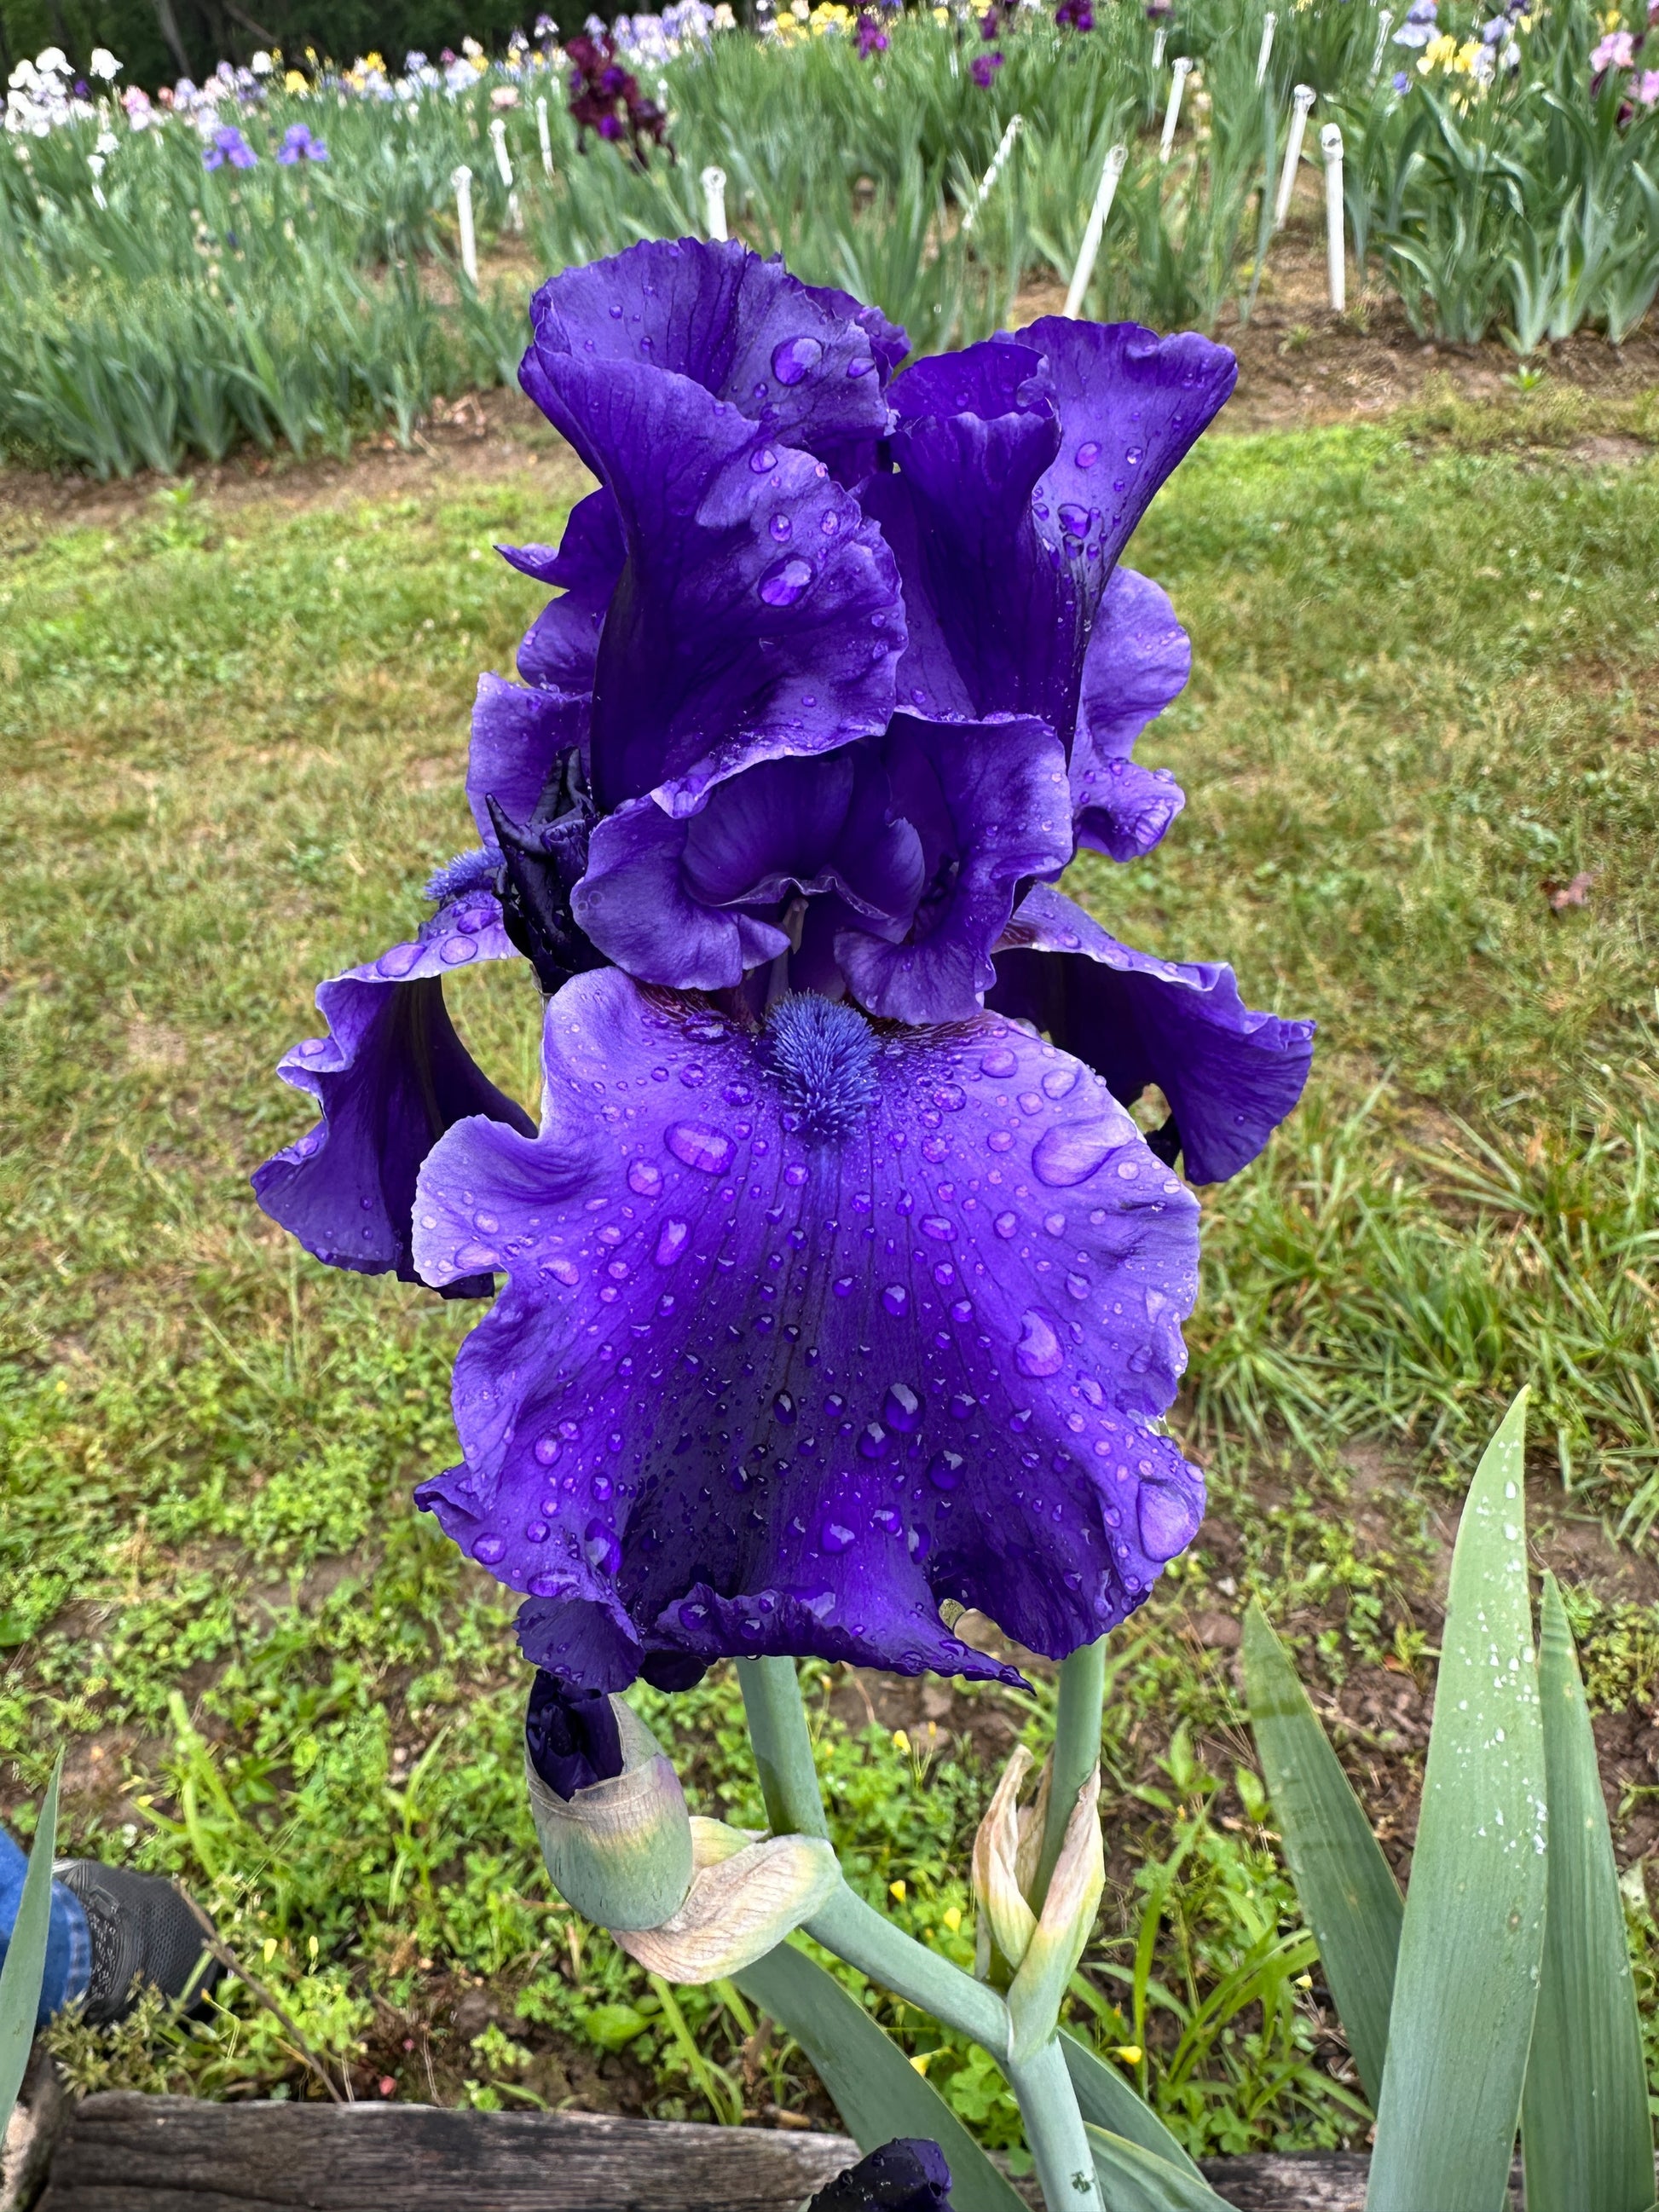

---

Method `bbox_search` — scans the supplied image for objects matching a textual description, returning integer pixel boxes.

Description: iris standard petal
[838,714,1072,1024]
[410,973,1203,1693]
[1010,317,1237,586]
[518,355,904,817]
[990,884,1315,1184]
[863,341,1069,727]
[574,751,924,990]
[1069,567,1190,862]
[510,486,626,694]
[523,237,899,469]
[252,893,534,1291]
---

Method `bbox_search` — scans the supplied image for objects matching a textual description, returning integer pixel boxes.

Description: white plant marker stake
[452,163,478,284]
[1273,82,1315,229]
[1063,141,1128,317]
[1371,9,1395,77]
[1321,122,1345,311]
[1159,54,1194,162]
[1256,10,1276,86]
[536,95,553,176]
[489,117,514,188]
[87,153,107,209]
[702,164,728,240]
[1152,24,1167,66]
[962,112,1023,234]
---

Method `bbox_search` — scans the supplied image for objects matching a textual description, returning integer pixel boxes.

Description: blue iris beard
[765,992,880,1141]
[423,848,501,904]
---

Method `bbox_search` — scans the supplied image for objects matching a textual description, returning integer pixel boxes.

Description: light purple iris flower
[255,240,1313,1696]
[202,124,257,169]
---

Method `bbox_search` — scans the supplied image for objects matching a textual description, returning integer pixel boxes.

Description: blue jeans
[0,1829,90,2028]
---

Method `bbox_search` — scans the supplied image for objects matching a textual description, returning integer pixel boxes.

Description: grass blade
[1521,1571,1654,2212]
[1241,1598,1403,2108]
[0,1753,62,2123]
[1368,1389,1547,2212]
[735,1941,1026,2212]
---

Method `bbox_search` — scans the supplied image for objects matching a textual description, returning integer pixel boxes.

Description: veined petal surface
[411,971,1203,1692]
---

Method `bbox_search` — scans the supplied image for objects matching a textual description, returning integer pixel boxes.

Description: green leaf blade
[1369,1389,1548,2212]
[1060,2029,1205,2182]
[1241,1598,1403,2110]
[735,1941,1026,2212]
[1522,1572,1655,2212]
[0,1753,61,2126]
[1084,2123,1237,2212]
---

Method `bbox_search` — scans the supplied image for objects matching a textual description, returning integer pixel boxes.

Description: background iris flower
[255,240,1313,1701]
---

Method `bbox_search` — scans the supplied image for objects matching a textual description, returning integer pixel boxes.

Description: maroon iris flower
[255,242,1312,1698]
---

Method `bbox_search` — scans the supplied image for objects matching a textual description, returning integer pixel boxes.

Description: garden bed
[12,2088,1460,2212]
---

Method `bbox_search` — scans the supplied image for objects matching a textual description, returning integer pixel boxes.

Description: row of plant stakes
[1,0,1656,477]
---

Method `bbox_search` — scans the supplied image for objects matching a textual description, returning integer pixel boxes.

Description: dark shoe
[54,1861,223,2025]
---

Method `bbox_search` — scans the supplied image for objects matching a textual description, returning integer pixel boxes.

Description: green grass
[2,417,1656,2149]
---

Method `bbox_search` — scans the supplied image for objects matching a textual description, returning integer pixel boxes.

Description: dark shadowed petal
[574,751,924,990]
[809,2140,955,2212]
[524,1671,625,1798]
[511,487,626,693]
[523,237,899,470]
[838,713,1072,1023]
[520,355,904,817]
[252,893,534,1292]
[467,673,590,846]
[411,973,1202,1693]
[990,884,1314,1184]
[1012,318,1237,586]
[862,342,1069,727]
[1069,567,1189,862]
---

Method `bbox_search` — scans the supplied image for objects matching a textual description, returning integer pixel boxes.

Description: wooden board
[30,2095,1548,2212]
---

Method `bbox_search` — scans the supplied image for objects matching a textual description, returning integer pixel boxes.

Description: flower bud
[615,1816,840,1983]
[970,1747,1105,2059]
[525,1690,695,1932]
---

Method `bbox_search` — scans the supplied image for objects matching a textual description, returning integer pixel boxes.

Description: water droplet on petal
[773,1390,796,1425]
[882,1284,910,1318]
[1014,1309,1065,1378]
[928,1450,964,1491]
[769,512,792,541]
[1075,439,1101,468]
[750,445,777,472]
[1032,1123,1114,1187]
[627,1159,663,1198]
[994,1211,1019,1238]
[584,1521,622,1575]
[980,1047,1018,1077]
[1137,1479,1200,1562]
[820,1520,855,1553]
[654,1219,690,1266]
[472,1534,506,1564]
[547,1256,580,1286]
[759,557,814,607]
[666,1123,735,1173]
[1057,502,1090,539]
[883,1383,922,1431]
[772,335,824,385]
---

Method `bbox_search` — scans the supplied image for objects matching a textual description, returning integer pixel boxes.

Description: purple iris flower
[811,2140,955,2212]
[971,50,1005,84]
[202,124,257,170]
[1393,0,1437,45]
[255,240,1313,1699]
[277,121,329,164]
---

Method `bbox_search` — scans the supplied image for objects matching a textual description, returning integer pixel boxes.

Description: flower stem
[806,1882,1011,2056]
[737,1657,830,1839]
[1007,2033,1101,2211]
[1033,1637,1105,1909]
[737,1658,1009,2049]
